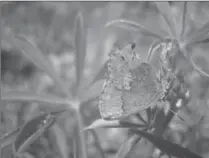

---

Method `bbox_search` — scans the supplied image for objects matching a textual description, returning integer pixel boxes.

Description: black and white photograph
[1,2,209,158]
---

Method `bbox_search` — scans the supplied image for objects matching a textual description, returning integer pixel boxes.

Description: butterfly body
[99,43,167,120]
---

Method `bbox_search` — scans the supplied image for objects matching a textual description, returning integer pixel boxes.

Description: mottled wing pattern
[98,79,124,120]
[99,43,166,120]
[107,43,141,91]
[121,62,165,116]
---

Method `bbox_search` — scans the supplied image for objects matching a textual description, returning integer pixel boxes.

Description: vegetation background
[1,2,209,158]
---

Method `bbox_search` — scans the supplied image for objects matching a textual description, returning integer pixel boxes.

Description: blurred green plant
[1,11,101,158]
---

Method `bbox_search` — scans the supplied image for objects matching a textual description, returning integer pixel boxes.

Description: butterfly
[98,43,168,120]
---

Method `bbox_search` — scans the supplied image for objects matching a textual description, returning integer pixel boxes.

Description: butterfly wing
[120,62,165,117]
[99,44,166,120]
[98,79,125,120]
[107,43,141,91]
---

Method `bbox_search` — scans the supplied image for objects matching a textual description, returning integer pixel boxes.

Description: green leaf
[52,124,68,158]
[13,112,60,156]
[146,39,162,62]
[2,90,69,106]
[8,35,71,98]
[185,21,209,47]
[155,2,176,38]
[180,2,188,40]
[84,119,146,130]
[131,129,202,158]
[191,52,209,78]
[0,127,21,149]
[115,135,141,158]
[105,19,164,40]
[74,11,86,91]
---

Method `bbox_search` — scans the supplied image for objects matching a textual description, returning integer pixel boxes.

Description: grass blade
[180,2,188,40]
[13,113,58,156]
[155,2,176,38]
[131,129,202,158]
[0,127,21,149]
[105,19,164,40]
[74,11,86,91]
[8,35,71,98]
[2,90,69,106]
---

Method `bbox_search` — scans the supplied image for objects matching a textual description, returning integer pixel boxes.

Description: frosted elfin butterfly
[98,43,168,120]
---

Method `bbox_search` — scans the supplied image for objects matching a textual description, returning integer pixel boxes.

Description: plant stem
[75,107,87,158]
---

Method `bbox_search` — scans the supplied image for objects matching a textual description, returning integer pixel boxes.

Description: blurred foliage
[1,2,209,158]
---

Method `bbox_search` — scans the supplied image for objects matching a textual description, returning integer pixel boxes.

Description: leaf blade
[52,124,69,158]
[105,19,164,40]
[74,11,86,90]
[13,113,58,156]
[2,90,68,106]
[180,1,188,40]
[84,119,146,130]
[0,127,21,149]
[155,2,176,38]
[185,21,209,47]
[131,129,202,158]
[8,35,71,98]
[191,52,209,78]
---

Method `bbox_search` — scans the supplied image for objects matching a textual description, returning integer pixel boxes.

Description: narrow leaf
[185,21,209,46]
[84,119,146,130]
[0,127,21,149]
[146,39,162,62]
[13,112,59,156]
[8,35,71,98]
[155,2,176,38]
[2,90,69,106]
[115,135,141,158]
[180,2,188,40]
[52,124,68,158]
[74,11,86,90]
[191,53,209,78]
[131,129,202,158]
[105,19,164,40]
